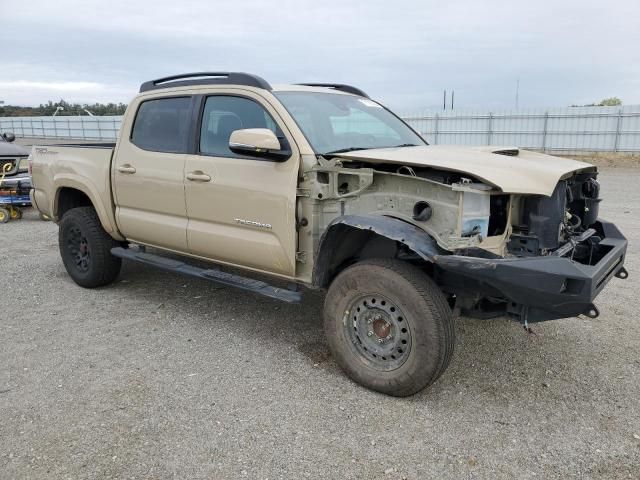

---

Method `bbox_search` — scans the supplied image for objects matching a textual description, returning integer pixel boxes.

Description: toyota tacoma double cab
[30,72,628,396]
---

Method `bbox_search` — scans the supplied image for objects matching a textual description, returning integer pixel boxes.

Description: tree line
[571,97,622,107]
[0,99,128,117]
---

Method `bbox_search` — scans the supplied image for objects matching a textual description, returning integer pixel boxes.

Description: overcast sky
[1,0,639,112]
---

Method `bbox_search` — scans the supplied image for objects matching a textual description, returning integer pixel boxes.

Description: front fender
[312,214,440,287]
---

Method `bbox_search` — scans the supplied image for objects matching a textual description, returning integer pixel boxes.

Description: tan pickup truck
[30,72,628,396]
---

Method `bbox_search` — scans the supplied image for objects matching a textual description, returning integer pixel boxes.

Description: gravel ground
[1,167,638,479]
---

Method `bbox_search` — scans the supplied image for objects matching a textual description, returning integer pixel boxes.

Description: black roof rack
[139,72,272,93]
[296,83,369,98]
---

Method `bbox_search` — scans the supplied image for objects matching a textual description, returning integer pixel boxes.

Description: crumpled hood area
[337,145,595,196]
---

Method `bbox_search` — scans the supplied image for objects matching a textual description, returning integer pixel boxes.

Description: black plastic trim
[296,83,369,98]
[313,214,441,287]
[111,247,301,303]
[435,220,628,322]
[140,72,272,93]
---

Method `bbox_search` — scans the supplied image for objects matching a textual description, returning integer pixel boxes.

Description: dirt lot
[1,166,638,479]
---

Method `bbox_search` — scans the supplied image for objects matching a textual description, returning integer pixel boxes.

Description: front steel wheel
[345,294,413,371]
[324,258,455,396]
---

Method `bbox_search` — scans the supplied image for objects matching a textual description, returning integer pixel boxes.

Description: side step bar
[111,247,302,303]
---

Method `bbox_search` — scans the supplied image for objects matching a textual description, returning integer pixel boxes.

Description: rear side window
[131,97,191,153]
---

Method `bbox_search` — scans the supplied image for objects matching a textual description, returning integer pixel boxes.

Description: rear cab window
[131,97,192,153]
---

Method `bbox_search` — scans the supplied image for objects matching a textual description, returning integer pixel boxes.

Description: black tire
[324,258,455,396]
[0,208,9,223]
[58,206,121,288]
[10,207,22,220]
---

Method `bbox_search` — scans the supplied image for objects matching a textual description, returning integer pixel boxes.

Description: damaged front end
[435,171,629,323]
[305,152,627,324]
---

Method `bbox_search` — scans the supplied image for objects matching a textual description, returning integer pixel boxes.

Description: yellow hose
[0,162,16,219]
[0,161,12,187]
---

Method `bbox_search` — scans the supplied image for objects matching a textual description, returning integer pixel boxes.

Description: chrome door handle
[117,164,136,174]
[186,171,212,182]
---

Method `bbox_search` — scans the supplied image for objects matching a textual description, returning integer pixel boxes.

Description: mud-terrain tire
[58,206,121,288]
[324,258,455,396]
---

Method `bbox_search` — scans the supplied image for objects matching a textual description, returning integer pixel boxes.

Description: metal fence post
[614,108,623,152]
[434,113,439,145]
[487,113,493,145]
[542,111,549,152]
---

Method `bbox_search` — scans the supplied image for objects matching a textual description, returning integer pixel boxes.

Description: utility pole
[443,90,447,110]
[515,78,520,109]
[451,90,454,110]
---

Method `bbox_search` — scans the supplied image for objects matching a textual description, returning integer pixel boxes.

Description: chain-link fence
[401,105,640,153]
[2,105,640,153]
[0,116,122,141]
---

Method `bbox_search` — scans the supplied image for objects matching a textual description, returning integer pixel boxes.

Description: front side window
[131,97,191,153]
[274,91,426,155]
[199,96,283,157]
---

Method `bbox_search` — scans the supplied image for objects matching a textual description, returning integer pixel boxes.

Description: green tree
[598,97,622,106]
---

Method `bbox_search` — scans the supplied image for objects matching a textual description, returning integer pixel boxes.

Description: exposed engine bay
[307,153,604,263]
[508,172,602,260]
[298,146,627,325]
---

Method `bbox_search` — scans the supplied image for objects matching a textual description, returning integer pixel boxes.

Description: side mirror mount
[2,132,16,143]
[229,128,290,160]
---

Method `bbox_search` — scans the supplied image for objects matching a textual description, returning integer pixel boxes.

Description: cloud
[0,81,105,92]
[2,0,639,110]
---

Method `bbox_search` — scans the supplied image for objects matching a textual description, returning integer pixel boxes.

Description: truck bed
[30,143,116,228]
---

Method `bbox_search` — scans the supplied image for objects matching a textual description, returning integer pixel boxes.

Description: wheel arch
[53,177,124,240]
[312,214,440,288]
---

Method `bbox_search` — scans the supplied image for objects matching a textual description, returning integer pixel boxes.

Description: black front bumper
[435,220,628,323]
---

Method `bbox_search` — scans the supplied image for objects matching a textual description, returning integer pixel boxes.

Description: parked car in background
[0,132,29,174]
[0,132,32,222]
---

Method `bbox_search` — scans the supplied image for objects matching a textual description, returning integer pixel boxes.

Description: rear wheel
[324,258,455,396]
[0,208,9,223]
[58,206,121,288]
[9,207,22,220]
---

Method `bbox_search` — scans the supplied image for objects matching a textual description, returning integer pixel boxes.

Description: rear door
[112,95,194,252]
[184,91,299,277]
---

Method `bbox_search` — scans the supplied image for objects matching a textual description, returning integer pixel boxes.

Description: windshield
[274,91,426,155]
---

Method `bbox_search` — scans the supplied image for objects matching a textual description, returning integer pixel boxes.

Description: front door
[113,95,193,252]
[184,93,298,277]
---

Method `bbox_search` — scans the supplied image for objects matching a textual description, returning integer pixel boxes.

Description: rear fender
[53,175,123,240]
